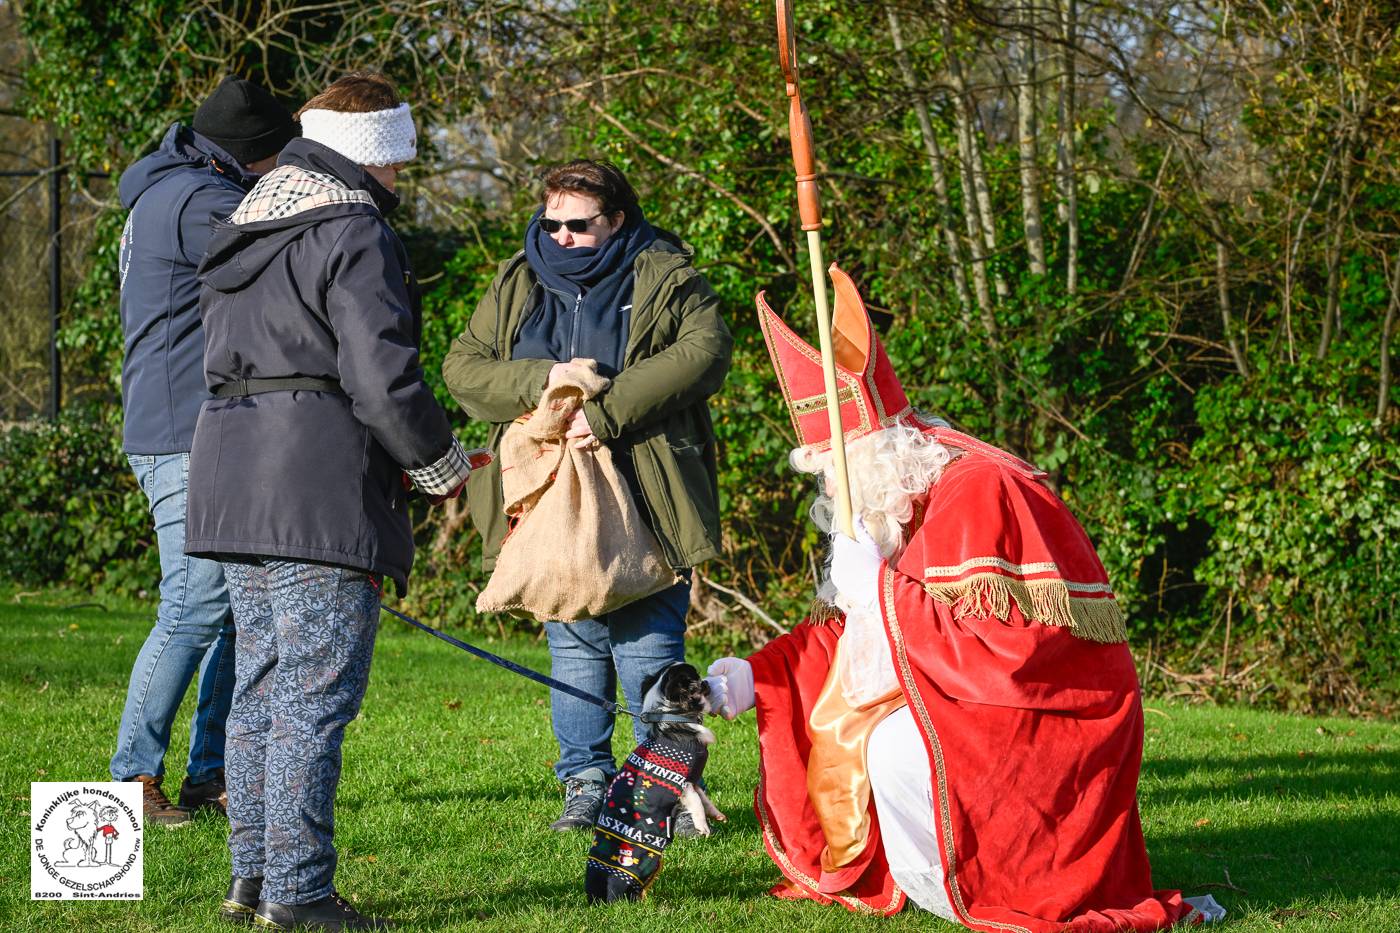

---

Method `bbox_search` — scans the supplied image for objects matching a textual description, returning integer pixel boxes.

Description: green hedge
[0,407,156,596]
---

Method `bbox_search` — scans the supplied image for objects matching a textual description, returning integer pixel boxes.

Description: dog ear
[640,669,663,700]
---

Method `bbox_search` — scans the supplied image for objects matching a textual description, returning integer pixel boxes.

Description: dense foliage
[0,407,156,594]
[10,0,1398,712]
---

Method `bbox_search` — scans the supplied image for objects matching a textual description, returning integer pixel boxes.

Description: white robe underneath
[868,706,1226,924]
[868,706,956,920]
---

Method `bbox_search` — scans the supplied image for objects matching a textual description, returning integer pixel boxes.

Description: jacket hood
[651,228,692,255]
[640,229,695,269]
[278,138,400,215]
[199,138,394,294]
[118,123,251,209]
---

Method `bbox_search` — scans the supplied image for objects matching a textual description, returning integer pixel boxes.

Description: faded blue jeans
[544,578,691,783]
[111,452,235,784]
[223,559,380,905]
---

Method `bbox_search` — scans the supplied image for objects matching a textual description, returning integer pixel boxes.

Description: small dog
[585,661,726,903]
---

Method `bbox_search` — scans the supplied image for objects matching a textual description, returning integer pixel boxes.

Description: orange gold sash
[805,635,905,882]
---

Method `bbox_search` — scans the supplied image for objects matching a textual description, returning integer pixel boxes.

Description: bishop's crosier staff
[776,0,854,539]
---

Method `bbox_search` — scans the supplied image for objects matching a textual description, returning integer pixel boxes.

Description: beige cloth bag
[475,360,676,622]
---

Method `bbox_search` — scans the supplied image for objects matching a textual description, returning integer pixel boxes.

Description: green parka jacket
[441,231,732,572]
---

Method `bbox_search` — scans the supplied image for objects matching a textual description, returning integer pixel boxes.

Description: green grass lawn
[1,589,1396,932]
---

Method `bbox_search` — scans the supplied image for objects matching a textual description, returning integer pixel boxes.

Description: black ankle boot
[220,876,262,924]
[252,890,394,931]
[180,769,229,815]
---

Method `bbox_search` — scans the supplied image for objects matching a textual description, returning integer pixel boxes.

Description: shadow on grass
[0,647,137,687]
[1141,748,1400,804]
[389,864,791,922]
[379,879,584,914]
[388,785,548,805]
[1140,747,1400,909]
[1151,810,1400,905]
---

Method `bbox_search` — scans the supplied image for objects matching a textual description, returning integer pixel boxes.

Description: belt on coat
[211,377,343,398]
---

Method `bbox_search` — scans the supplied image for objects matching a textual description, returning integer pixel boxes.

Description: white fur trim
[299,103,416,166]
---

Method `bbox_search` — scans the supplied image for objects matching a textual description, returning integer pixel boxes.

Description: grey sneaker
[550,777,606,832]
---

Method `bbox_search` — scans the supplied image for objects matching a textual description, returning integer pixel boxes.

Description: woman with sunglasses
[442,160,732,834]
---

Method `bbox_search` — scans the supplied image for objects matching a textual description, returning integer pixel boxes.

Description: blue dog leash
[379,603,701,726]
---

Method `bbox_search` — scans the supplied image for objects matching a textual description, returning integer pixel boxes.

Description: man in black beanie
[111,74,296,826]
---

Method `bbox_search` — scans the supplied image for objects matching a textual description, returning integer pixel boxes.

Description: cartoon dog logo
[31,783,144,899]
[53,801,103,867]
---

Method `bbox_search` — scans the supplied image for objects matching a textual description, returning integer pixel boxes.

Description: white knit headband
[299,103,417,167]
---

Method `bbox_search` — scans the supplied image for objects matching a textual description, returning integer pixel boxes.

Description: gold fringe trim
[806,598,843,627]
[923,574,1127,644]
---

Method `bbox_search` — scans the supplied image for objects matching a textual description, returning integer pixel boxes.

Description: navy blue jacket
[119,124,255,454]
[185,139,457,592]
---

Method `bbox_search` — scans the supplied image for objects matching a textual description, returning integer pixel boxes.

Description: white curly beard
[790,418,955,706]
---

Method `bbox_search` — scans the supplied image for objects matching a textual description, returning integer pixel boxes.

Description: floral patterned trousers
[222,559,380,905]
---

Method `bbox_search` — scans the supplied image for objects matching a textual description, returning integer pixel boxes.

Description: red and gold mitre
[756,264,912,451]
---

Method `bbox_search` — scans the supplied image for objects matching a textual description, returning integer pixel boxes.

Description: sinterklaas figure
[706,265,1226,931]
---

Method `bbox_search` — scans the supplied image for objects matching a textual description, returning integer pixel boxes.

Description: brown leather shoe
[129,775,191,825]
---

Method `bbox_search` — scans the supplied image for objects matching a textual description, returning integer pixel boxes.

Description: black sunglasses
[539,212,607,234]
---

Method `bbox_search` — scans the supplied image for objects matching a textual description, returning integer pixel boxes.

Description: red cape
[749,443,1199,931]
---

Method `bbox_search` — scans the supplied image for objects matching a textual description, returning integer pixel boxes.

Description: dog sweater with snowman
[585,734,709,902]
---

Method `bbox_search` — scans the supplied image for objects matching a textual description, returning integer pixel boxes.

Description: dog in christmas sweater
[585,662,724,903]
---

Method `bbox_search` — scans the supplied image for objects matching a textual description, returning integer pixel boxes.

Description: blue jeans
[223,559,380,904]
[111,453,236,784]
[544,578,691,783]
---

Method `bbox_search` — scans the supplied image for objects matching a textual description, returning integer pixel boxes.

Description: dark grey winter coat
[185,139,456,591]
[118,124,255,454]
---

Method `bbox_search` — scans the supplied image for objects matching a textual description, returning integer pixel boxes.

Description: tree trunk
[965,96,1009,301]
[1016,0,1047,277]
[1055,0,1080,296]
[1317,142,1355,360]
[1378,252,1399,424]
[1317,217,1344,361]
[1211,214,1249,378]
[885,5,975,320]
[939,3,1008,303]
[952,103,995,319]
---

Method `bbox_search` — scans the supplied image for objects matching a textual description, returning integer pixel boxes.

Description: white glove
[829,520,882,609]
[706,657,755,720]
[1184,895,1227,923]
[702,675,728,717]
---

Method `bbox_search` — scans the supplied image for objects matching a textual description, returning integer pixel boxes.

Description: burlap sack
[475,360,677,622]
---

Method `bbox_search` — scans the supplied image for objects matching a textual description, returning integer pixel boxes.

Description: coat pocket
[468,423,509,567]
[665,438,720,546]
[631,429,720,568]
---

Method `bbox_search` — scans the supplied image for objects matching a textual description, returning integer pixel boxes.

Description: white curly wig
[790,415,955,561]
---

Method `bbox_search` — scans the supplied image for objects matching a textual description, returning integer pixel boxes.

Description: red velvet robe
[748,444,1199,931]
